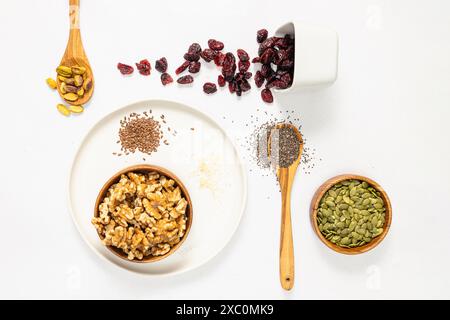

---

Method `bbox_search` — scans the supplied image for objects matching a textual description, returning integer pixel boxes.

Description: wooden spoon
[57,0,94,106]
[268,123,304,290]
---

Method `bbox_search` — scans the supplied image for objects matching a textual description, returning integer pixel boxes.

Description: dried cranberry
[218,75,226,87]
[237,49,250,62]
[266,79,285,89]
[228,81,237,94]
[261,37,276,50]
[252,57,261,63]
[117,63,134,75]
[177,75,194,84]
[236,89,242,96]
[224,52,236,66]
[208,39,224,51]
[240,79,251,92]
[189,61,201,73]
[160,73,173,85]
[274,36,290,49]
[257,29,268,43]
[155,57,168,73]
[188,43,202,54]
[214,52,226,66]
[135,59,151,76]
[238,60,250,72]
[184,52,200,62]
[254,71,265,88]
[244,72,252,79]
[279,59,294,69]
[260,48,275,64]
[261,88,273,103]
[222,65,236,80]
[200,49,217,62]
[280,72,292,85]
[286,45,295,58]
[260,64,273,78]
[175,61,190,75]
[276,50,288,63]
[203,82,217,94]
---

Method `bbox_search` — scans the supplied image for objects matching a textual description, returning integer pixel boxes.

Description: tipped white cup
[274,21,339,91]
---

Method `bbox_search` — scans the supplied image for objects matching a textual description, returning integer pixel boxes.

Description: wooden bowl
[94,164,193,263]
[310,174,392,255]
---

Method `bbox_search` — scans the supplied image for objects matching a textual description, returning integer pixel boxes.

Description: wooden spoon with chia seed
[268,123,304,291]
[56,0,94,106]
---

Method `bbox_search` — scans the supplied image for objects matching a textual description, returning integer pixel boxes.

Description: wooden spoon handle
[69,0,80,30]
[279,169,295,290]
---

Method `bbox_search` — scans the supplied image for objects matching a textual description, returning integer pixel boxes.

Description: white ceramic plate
[68,99,247,276]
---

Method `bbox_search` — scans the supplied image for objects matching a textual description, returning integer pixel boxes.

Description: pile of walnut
[92,171,188,261]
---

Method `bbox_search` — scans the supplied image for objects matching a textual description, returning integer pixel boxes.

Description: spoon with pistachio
[56,0,94,106]
[268,123,304,290]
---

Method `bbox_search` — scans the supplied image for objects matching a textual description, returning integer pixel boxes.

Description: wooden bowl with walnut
[93,164,193,263]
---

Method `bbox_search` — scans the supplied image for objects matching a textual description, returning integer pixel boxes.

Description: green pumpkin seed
[317,178,386,248]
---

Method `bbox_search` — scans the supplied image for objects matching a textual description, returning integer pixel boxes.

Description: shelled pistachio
[55,64,92,103]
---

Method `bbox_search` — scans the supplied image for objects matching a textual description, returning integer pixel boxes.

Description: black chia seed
[269,126,301,168]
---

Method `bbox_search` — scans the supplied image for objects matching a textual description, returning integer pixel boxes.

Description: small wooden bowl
[310,174,392,255]
[94,164,193,263]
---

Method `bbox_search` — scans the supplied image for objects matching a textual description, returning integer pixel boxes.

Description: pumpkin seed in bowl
[316,179,386,248]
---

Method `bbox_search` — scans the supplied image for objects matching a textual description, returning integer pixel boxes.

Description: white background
[1,0,449,299]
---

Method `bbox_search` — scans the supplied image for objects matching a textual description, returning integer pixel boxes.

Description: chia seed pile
[239,109,320,176]
[269,126,302,168]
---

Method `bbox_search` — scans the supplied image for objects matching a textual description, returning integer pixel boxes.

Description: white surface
[69,99,246,275]
[275,21,338,88]
[1,0,450,299]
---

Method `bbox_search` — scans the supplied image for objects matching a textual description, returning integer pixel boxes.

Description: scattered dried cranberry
[244,72,252,79]
[257,29,268,43]
[223,52,236,67]
[135,59,151,76]
[214,52,226,66]
[203,82,217,94]
[252,57,260,63]
[218,75,226,87]
[155,57,168,73]
[261,88,273,103]
[254,71,265,88]
[117,63,134,75]
[184,52,200,62]
[238,60,250,72]
[237,49,250,62]
[175,61,190,75]
[200,49,217,62]
[161,73,173,85]
[208,39,224,51]
[228,81,237,94]
[177,75,194,84]
[188,43,202,54]
[240,79,251,92]
[189,61,201,73]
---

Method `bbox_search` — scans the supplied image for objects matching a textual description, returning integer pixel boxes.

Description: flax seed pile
[116,112,162,156]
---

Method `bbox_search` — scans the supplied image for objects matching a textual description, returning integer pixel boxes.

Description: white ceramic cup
[275,21,339,91]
